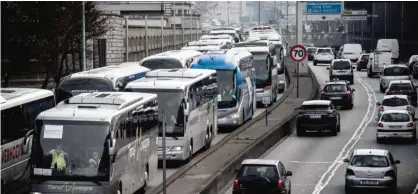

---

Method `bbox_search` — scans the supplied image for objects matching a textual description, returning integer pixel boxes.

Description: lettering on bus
[189,116,199,125]
[2,142,22,164]
[47,182,94,192]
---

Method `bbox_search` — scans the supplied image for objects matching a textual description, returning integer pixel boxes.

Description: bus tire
[117,183,122,194]
[204,129,211,150]
[184,143,193,164]
[138,167,148,194]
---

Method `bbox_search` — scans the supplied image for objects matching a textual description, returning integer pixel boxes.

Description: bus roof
[1,88,54,110]
[191,49,252,70]
[139,50,202,65]
[126,68,216,90]
[68,63,150,81]
[38,92,157,122]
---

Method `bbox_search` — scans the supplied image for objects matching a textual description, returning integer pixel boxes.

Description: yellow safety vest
[51,151,66,170]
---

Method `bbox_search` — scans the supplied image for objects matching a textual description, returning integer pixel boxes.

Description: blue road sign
[307,1,342,15]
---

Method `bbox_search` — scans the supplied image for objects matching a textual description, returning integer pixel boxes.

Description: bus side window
[1,106,26,145]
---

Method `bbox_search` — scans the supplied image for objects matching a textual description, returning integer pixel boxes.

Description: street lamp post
[82,1,86,71]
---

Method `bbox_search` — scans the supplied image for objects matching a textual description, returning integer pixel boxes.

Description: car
[313,47,335,66]
[295,100,340,136]
[379,64,410,93]
[320,80,355,109]
[376,110,417,143]
[385,80,417,106]
[307,47,317,61]
[327,59,355,84]
[233,159,292,194]
[344,149,400,194]
[356,53,370,71]
[376,95,415,119]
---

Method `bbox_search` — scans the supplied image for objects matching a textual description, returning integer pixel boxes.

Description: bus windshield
[217,70,237,109]
[57,78,113,102]
[141,58,183,70]
[33,120,110,180]
[253,53,270,88]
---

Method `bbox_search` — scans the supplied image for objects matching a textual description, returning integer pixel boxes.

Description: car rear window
[302,105,329,110]
[361,55,369,60]
[383,67,409,76]
[317,49,332,54]
[390,83,413,91]
[332,61,351,70]
[351,155,389,167]
[381,113,410,122]
[324,84,347,92]
[382,98,409,106]
[238,165,278,178]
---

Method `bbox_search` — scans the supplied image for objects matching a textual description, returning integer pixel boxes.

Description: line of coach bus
[1,26,286,194]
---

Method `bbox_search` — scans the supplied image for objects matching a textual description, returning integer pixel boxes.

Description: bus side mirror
[182,99,189,116]
[108,138,116,155]
[22,129,34,154]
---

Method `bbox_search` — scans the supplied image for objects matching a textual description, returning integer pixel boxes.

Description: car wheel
[337,124,341,132]
[380,85,385,93]
[313,61,317,66]
[350,77,354,85]
[296,128,305,137]
[411,131,417,144]
[367,69,373,78]
[331,127,337,136]
[345,185,352,194]
[413,74,418,79]
[376,137,383,144]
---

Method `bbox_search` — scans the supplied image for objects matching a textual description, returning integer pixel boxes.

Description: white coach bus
[139,50,202,70]
[125,68,218,164]
[1,88,56,193]
[30,92,158,194]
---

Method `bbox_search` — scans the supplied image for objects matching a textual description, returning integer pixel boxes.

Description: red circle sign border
[289,45,307,63]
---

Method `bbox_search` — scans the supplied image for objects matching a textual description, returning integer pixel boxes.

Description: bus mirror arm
[108,139,116,156]
[22,129,34,154]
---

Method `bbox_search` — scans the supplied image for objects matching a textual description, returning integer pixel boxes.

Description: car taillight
[233,178,239,189]
[379,106,384,111]
[277,179,285,190]
[407,106,412,111]
[384,170,395,177]
[386,88,391,95]
[407,122,413,127]
[347,92,353,98]
[264,85,271,90]
[346,169,355,176]
[378,122,384,127]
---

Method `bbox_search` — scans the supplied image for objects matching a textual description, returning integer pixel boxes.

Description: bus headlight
[228,113,239,118]
[279,80,285,84]
[170,146,183,151]
[31,192,42,194]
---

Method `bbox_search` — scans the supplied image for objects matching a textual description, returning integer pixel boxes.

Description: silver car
[379,64,410,93]
[376,95,415,118]
[344,149,400,193]
[376,110,417,143]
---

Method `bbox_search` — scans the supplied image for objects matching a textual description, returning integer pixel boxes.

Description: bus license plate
[360,180,379,185]
[310,115,321,119]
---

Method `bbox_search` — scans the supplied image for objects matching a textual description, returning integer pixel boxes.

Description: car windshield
[238,165,278,179]
[351,155,389,167]
[390,83,413,91]
[217,70,237,109]
[383,67,409,76]
[253,53,270,84]
[324,84,347,92]
[33,120,110,180]
[381,113,410,122]
[56,78,113,103]
[333,61,351,70]
[317,49,332,54]
[302,105,329,110]
[128,89,185,137]
[141,58,183,70]
[382,98,409,107]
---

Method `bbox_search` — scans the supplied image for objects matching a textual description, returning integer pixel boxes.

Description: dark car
[295,100,340,136]
[411,61,418,79]
[356,53,370,71]
[320,80,355,109]
[233,159,292,194]
[307,47,317,61]
[386,80,417,106]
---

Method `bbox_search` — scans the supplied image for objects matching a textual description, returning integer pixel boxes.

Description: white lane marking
[312,73,378,194]
[413,182,418,194]
[289,161,333,164]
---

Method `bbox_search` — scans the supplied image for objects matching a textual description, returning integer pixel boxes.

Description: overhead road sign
[306,1,343,21]
[342,16,367,21]
[342,10,367,16]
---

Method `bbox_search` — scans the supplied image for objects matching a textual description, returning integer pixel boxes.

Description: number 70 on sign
[290,45,307,63]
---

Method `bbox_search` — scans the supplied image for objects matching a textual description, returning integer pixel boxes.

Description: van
[376,39,399,62]
[341,44,362,63]
[367,51,392,77]
[379,64,410,92]
[327,59,355,84]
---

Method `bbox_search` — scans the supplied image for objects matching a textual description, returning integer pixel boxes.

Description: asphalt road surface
[220,62,418,194]
[146,76,287,192]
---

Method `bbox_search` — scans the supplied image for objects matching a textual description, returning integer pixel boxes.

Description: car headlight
[170,146,183,151]
[228,113,239,118]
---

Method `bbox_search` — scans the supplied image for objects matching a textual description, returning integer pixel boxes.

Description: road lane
[147,81,287,191]
[220,62,374,194]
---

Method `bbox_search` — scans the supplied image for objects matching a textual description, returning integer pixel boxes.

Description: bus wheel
[117,184,122,194]
[185,144,193,164]
[138,170,148,194]
[204,129,211,150]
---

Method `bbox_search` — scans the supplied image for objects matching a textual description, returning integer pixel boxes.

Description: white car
[376,110,417,143]
[379,64,410,93]
[376,95,415,118]
[313,47,335,66]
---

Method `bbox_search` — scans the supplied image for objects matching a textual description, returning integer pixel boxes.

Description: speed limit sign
[290,45,307,63]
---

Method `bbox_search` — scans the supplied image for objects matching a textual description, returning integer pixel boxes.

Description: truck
[367,51,392,78]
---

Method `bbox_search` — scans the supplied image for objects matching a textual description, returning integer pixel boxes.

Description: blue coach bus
[190,50,256,128]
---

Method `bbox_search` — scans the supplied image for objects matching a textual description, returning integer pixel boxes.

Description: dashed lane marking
[289,161,333,164]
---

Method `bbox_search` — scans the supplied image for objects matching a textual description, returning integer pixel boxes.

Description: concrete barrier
[148,59,297,194]
[195,63,320,194]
